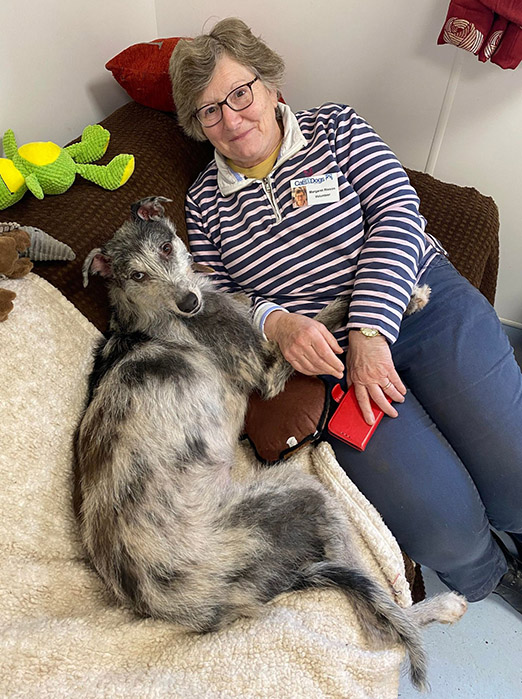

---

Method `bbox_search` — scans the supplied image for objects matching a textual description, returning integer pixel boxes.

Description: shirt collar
[214,103,307,196]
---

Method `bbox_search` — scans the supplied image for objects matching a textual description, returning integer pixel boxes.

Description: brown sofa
[3,100,500,603]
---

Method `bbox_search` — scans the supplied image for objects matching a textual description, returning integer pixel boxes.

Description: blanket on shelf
[0,273,413,698]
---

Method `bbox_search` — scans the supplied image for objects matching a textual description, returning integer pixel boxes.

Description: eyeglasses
[194,77,259,128]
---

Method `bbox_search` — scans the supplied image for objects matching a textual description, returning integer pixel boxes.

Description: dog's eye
[161,242,173,256]
[130,271,147,282]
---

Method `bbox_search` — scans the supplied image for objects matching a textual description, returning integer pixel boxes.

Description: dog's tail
[291,561,428,691]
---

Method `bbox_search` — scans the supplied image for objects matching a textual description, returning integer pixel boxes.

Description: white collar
[214,103,307,196]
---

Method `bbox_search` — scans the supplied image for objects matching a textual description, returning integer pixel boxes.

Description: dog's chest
[185,297,264,387]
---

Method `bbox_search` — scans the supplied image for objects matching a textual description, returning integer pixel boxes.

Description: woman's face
[196,54,281,168]
[294,189,307,207]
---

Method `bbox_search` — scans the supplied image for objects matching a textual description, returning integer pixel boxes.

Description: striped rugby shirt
[185,102,443,347]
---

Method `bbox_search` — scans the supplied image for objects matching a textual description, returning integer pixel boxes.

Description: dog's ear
[83,248,113,287]
[131,196,173,222]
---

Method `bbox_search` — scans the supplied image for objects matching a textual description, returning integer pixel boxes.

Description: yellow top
[19,141,61,166]
[227,140,282,179]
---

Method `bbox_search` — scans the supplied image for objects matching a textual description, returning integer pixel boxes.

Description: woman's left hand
[346,330,406,425]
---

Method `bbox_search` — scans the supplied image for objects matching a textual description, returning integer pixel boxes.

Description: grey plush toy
[0,221,75,261]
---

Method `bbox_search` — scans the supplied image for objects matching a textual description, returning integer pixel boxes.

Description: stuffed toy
[0,221,76,261]
[0,226,33,321]
[0,221,76,320]
[0,125,135,210]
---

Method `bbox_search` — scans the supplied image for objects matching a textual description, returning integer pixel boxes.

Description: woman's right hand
[263,310,345,379]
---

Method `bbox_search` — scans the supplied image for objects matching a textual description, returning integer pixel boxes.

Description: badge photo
[291,173,340,207]
[291,185,308,208]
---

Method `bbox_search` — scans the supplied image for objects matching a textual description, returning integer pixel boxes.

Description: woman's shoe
[492,533,522,614]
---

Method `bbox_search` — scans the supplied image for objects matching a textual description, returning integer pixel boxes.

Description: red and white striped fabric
[479,14,509,61]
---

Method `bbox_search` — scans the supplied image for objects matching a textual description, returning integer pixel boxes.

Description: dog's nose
[178,292,199,314]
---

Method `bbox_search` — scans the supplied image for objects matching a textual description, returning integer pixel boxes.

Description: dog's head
[84,197,211,320]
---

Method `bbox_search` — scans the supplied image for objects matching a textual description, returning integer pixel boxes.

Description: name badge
[291,173,340,207]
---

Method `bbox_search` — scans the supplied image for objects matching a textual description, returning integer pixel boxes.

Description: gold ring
[383,380,393,390]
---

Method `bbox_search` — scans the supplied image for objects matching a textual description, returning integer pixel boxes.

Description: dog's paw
[436,592,468,623]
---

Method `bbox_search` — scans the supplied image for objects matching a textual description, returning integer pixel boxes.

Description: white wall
[434,51,522,325]
[156,0,522,325]
[2,0,521,324]
[155,0,454,172]
[1,0,158,146]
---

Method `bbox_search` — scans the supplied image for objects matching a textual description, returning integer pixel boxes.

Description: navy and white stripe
[185,103,442,346]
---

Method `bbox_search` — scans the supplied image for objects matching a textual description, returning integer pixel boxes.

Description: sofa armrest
[406,168,500,305]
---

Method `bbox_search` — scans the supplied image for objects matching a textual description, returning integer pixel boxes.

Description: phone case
[327,384,391,451]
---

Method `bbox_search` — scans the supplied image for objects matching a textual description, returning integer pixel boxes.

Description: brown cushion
[6,101,213,332]
[243,373,329,463]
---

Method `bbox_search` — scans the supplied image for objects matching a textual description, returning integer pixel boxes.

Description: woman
[292,185,308,208]
[169,18,522,612]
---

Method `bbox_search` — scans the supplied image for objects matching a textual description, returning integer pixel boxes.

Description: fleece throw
[0,274,412,698]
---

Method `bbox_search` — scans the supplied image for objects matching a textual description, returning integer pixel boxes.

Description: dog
[73,196,465,691]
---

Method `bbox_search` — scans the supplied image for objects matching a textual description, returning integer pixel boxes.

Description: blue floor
[398,560,522,698]
[398,323,522,697]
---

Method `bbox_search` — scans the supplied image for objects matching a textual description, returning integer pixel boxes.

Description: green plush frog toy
[0,124,135,210]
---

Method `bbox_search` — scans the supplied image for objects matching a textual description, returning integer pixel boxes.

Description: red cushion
[105,37,189,112]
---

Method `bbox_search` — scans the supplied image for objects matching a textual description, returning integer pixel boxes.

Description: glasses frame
[194,76,259,127]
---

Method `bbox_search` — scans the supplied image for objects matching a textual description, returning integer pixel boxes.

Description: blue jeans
[323,255,522,601]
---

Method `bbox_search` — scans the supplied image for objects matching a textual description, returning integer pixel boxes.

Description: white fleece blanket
[0,274,412,699]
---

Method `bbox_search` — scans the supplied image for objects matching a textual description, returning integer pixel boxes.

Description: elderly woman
[169,18,522,613]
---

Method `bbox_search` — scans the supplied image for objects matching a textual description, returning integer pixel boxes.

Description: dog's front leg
[257,343,295,400]
[256,297,349,400]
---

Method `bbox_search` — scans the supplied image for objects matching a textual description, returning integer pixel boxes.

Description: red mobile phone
[327,384,392,451]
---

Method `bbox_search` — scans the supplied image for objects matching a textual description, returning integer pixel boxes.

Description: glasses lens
[195,80,256,127]
[198,104,221,126]
[228,85,253,110]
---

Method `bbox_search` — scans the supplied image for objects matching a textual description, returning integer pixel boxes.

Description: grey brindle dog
[74,197,466,691]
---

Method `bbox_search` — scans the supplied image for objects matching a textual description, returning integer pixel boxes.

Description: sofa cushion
[106,38,187,112]
[105,38,287,116]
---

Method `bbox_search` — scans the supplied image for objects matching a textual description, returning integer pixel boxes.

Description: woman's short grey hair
[169,17,286,141]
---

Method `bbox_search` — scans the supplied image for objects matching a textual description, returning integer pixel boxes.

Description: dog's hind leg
[314,296,349,332]
[405,592,468,626]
